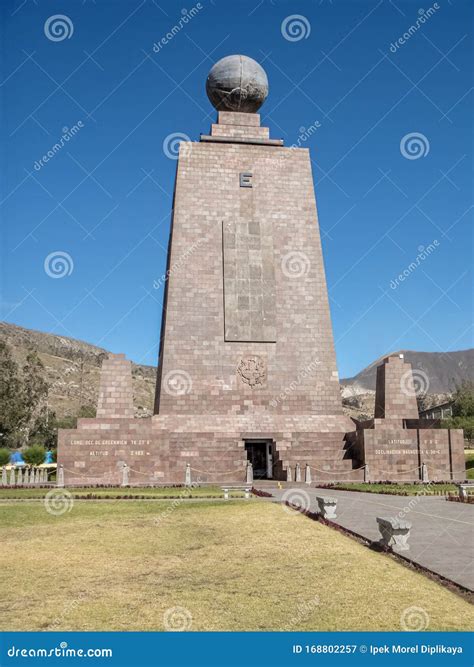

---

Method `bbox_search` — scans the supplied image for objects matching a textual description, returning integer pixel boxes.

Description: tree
[22,444,46,467]
[451,381,474,418]
[22,352,48,441]
[440,381,474,445]
[0,448,10,466]
[29,408,57,449]
[78,404,96,418]
[0,344,51,448]
[0,343,28,447]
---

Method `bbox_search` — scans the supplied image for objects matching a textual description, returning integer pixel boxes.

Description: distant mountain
[0,322,156,418]
[1,321,472,421]
[341,349,473,395]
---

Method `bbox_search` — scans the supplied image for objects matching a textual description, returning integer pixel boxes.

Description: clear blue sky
[1,0,472,378]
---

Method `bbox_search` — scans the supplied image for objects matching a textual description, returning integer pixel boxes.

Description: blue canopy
[10,451,26,465]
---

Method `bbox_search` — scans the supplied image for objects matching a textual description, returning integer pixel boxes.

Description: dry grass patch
[0,500,472,631]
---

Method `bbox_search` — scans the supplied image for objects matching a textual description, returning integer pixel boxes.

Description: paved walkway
[255,485,474,591]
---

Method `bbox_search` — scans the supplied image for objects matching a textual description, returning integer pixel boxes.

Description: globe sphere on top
[206,55,269,113]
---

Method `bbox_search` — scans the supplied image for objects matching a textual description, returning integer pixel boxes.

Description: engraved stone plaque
[223,220,276,342]
[237,355,267,388]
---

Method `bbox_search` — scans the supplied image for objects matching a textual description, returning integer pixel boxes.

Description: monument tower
[155,54,343,418]
[58,56,465,485]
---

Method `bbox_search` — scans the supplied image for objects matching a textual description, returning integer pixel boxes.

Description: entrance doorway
[245,440,273,479]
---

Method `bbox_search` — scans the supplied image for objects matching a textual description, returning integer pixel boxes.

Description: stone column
[185,463,192,487]
[364,464,370,483]
[9,468,15,486]
[1,467,7,486]
[286,465,292,482]
[17,468,23,486]
[121,463,130,487]
[246,461,253,484]
[305,464,311,485]
[96,354,134,419]
[295,462,301,482]
[421,462,429,483]
[57,464,65,488]
[374,355,420,420]
[266,444,273,479]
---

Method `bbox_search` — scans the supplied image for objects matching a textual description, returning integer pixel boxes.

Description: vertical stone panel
[223,220,276,342]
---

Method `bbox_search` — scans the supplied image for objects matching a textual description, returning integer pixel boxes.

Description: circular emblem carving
[237,356,266,388]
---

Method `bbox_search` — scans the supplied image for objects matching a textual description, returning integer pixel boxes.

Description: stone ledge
[200,134,284,146]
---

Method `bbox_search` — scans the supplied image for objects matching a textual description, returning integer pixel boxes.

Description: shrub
[22,444,46,467]
[0,448,10,466]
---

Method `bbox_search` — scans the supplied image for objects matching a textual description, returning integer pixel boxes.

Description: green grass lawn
[0,485,244,499]
[0,500,472,631]
[325,451,474,493]
[323,482,459,495]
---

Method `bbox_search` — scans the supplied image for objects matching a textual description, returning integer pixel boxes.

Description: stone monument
[58,56,465,485]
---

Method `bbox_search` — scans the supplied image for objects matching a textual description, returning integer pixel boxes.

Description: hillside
[341,349,473,394]
[1,322,472,421]
[340,349,473,419]
[0,322,156,418]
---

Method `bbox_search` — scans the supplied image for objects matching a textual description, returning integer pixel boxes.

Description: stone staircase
[272,433,364,482]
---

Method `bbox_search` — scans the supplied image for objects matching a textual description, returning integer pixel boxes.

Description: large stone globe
[206,55,269,113]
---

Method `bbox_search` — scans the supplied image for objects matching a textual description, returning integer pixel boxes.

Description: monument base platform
[58,353,466,486]
[58,413,465,486]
